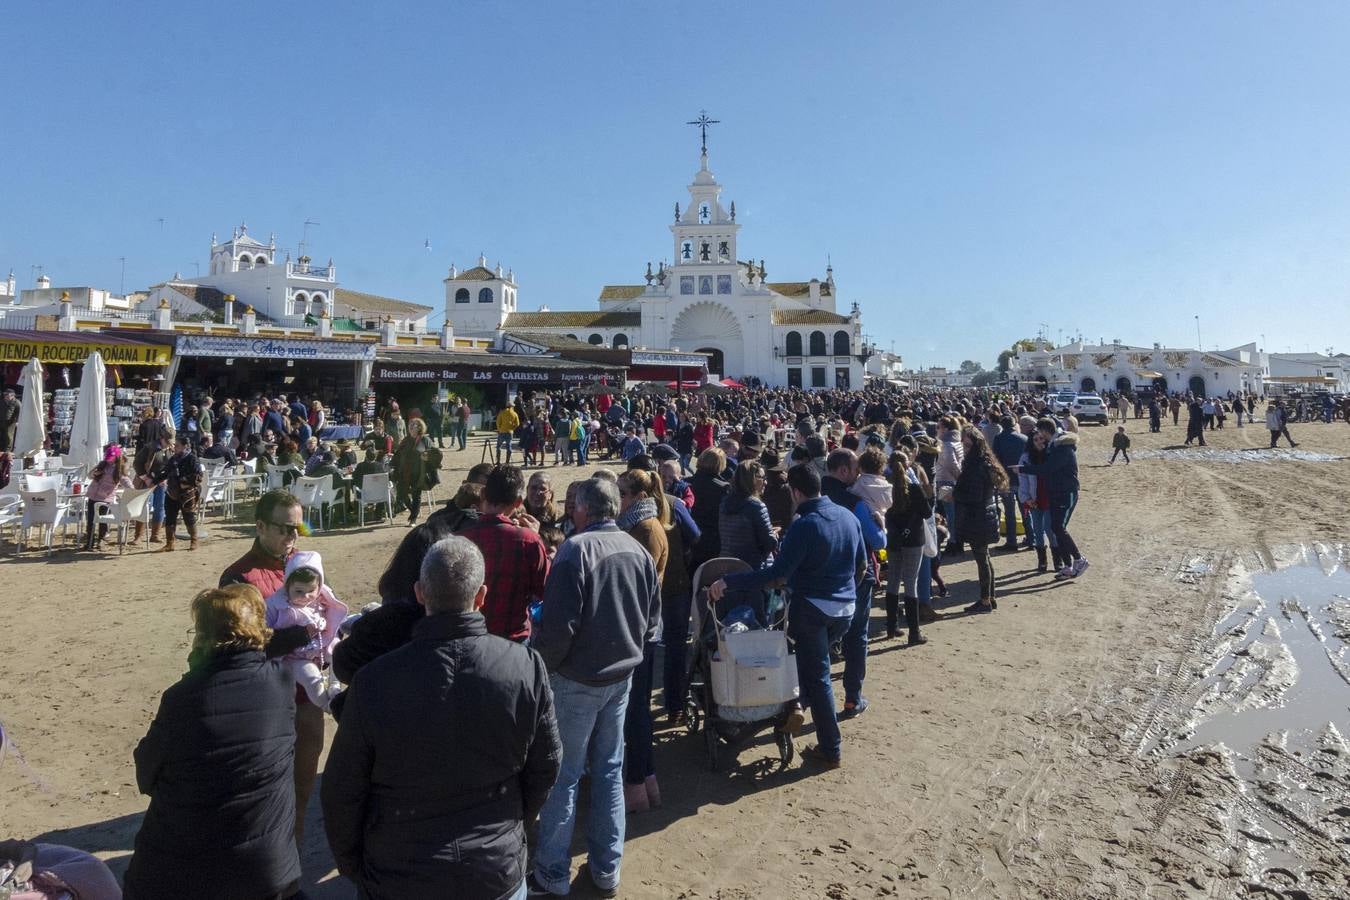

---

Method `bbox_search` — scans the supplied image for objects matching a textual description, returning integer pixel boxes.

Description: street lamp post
[1194,315,1202,351]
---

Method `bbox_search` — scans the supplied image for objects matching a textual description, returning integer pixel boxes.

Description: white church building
[444,146,869,389]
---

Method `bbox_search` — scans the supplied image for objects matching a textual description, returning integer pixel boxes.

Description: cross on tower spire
[686,110,719,154]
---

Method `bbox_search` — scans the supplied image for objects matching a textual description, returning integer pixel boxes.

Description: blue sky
[4,1,1350,368]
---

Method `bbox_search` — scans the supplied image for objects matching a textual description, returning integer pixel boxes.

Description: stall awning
[176,333,377,361]
[1265,375,1337,384]
[0,329,173,366]
[1135,370,1165,379]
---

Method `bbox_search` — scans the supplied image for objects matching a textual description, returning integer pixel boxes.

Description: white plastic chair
[201,472,231,518]
[98,487,154,554]
[289,476,326,531]
[23,474,61,493]
[18,489,70,555]
[353,472,392,527]
[265,464,298,491]
[0,492,22,548]
[314,477,345,530]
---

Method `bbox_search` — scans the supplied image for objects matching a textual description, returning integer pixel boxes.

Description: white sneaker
[1054,565,1074,579]
[1071,558,1090,577]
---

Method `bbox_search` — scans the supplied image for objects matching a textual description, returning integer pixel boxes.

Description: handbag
[983,499,1002,543]
[922,515,939,558]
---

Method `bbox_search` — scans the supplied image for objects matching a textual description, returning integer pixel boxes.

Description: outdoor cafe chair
[352,472,393,527]
[289,476,327,532]
[96,487,155,554]
[18,489,70,556]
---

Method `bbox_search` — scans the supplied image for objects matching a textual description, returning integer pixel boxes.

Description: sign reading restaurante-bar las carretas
[176,334,378,361]
[0,333,173,366]
[372,360,610,384]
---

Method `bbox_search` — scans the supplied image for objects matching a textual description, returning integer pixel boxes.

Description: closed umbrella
[170,384,183,430]
[68,351,109,471]
[13,358,46,457]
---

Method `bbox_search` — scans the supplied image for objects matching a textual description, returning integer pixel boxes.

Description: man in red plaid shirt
[460,465,550,642]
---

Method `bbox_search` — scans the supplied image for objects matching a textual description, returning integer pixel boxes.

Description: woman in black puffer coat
[952,426,1008,614]
[124,585,300,900]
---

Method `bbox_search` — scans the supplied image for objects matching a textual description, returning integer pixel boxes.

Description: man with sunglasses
[220,489,325,850]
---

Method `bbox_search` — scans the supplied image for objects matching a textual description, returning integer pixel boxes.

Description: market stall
[172,333,378,414]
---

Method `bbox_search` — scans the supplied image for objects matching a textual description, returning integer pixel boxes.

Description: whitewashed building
[145,224,432,331]
[1267,352,1350,394]
[1011,341,1268,397]
[443,148,869,389]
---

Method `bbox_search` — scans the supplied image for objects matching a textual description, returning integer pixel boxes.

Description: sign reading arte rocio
[176,334,377,361]
[0,337,171,366]
[372,363,606,384]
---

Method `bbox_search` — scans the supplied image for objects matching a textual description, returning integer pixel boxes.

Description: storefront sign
[630,350,708,367]
[0,336,171,366]
[372,362,612,384]
[176,334,377,361]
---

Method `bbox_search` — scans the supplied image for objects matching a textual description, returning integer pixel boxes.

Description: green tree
[958,359,983,375]
[971,370,1001,387]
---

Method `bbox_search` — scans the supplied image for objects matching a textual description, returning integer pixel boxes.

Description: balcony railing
[287,262,334,280]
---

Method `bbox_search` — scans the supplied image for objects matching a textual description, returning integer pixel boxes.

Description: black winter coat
[688,471,729,565]
[885,480,934,549]
[321,611,562,900]
[329,600,426,719]
[124,650,299,900]
[953,456,997,546]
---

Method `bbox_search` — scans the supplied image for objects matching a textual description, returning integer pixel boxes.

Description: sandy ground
[4,416,1350,898]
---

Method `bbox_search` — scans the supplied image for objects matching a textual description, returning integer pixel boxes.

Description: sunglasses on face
[266,520,301,536]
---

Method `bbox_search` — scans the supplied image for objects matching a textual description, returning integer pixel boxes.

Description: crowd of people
[5,378,1347,899]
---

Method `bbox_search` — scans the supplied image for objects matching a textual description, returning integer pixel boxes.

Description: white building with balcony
[443,147,869,388]
[1266,352,1350,394]
[146,223,432,331]
[1010,341,1269,397]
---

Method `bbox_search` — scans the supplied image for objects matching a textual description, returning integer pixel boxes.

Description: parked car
[1052,391,1077,412]
[1071,394,1109,425]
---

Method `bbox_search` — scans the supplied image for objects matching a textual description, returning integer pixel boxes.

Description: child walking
[264,550,348,710]
[1109,426,1131,465]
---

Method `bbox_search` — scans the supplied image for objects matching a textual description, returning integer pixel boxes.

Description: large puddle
[1131,447,1342,464]
[1172,552,1350,889]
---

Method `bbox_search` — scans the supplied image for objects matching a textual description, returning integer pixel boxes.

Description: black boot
[1051,546,1065,573]
[904,595,927,645]
[1036,546,1048,573]
[884,594,900,639]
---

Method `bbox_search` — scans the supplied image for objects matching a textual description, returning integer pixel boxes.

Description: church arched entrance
[1079,376,1096,393]
[671,301,743,380]
[1188,375,1206,397]
[696,348,724,377]
[1115,376,1132,395]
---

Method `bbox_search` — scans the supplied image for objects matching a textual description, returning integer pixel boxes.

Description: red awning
[665,379,702,388]
[719,378,746,388]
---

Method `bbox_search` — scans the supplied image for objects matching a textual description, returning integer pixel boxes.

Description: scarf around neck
[616,496,658,533]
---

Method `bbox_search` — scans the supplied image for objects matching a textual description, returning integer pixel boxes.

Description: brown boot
[162,532,175,552]
[188,526,199,551]
[132,521,145,544]
[149,521,162,544]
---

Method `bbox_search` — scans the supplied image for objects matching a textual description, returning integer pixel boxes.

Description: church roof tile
[504,310,641,328]
[448,266,500,281]
[767,281,832,298]
[598,285,646,300]
[772,309,851,325]
[334,288,433,318]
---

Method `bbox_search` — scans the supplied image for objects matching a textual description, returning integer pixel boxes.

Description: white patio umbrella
[67,351,109,471]
[13,358,47,458]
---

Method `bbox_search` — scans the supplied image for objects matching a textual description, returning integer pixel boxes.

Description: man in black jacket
[322,536,561,900]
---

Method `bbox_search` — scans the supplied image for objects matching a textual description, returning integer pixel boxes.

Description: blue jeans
[998,490,1020,545]
[842,573,874,704]
[623,643,656,784]
[533,673,631,895]
[1027,507,1056,548]
[575,434,589,466]
[678,452,692,476]
[150,484,165,524]
[935,479,956,546]
[917,553,933,605]
[789,597,850,760]
[662,589,693,716]
[496,432,513,462]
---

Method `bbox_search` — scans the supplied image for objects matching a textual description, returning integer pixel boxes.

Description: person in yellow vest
[496,403,521,465]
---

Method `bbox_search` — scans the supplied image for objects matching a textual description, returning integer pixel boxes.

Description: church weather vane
[687,110,719,154]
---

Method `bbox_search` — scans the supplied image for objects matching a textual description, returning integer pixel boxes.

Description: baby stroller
[685,558,800,771]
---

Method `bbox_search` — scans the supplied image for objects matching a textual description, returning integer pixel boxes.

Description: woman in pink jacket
[84,446,133,551]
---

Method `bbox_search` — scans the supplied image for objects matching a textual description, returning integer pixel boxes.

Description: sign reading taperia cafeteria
[371,362,607,384]
[0,336,172,366]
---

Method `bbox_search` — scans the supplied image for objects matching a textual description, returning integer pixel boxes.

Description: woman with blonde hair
[124,584,301,900]
[615,467,669,814]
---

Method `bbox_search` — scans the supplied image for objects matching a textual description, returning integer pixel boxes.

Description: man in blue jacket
[991,416,1028,552]
[818,449,886,720]
[710,463,866,769]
